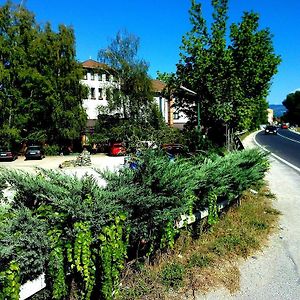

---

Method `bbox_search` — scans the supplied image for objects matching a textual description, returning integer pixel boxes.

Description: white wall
[154,96,169,123]
[81,71,119,120]
[82,71,189,128]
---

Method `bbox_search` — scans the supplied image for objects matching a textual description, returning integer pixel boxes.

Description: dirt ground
[0,153,125,185]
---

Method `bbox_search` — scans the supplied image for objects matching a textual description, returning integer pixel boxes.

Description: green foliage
[95,30,173,145]
[0,1,87,147]
[99,214,129,299]
[0,261,21,300]
[282,91,300,125]
[0,207,49,283]
[102,148,268,258]
[208,191,218,225]
[160,217,179,250]
[98,30,154,123]
[48,228,67,300]
[73,221,96,299]
[188,253,211,268]
[0,148,269,298]
[171,0,280,133]
[161,262,184,289]
[44,144,60,156]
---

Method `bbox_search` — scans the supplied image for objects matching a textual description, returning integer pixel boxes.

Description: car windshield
[28,146,40,150]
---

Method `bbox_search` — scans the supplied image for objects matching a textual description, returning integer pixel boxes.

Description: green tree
[230,12,281,129]
[282,91,300,125]
[172,0,280,134]
[95,30,168,144]
[0,1,87,148]
[98,30,155,123]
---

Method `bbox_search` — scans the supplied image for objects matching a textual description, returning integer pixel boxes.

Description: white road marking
[277,132,300,144]
[254,132,300,173]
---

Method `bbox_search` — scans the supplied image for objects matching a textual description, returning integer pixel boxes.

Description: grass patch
[161,262,185,290]
[117,187,280,299]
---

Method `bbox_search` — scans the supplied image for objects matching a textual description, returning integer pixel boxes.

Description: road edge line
[253,132,300,173]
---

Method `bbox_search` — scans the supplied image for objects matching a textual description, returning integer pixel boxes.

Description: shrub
[161,262,185,289]
[44,144,60,156]
[0,148,269,298]
[188,253,211,268]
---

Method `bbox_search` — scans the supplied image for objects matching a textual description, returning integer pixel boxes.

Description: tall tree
[282,91,300,125]
[98,30,154,123]
[230,12,281,129]
[0,1,87,147]
[173,0,280,133]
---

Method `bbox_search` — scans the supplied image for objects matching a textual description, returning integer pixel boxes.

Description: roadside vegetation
[118,188,280,299]
[0,148,270,299]
[282,91,300,126]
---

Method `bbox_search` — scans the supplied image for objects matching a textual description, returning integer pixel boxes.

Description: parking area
[0,154,125,182]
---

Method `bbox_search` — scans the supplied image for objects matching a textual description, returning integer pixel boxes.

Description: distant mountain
[269,104,286,117]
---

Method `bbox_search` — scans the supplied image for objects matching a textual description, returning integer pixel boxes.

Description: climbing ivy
[48,228,68,300]
[160,217,179,249]
[0,261,20,300]
[73,221,96,299]
[99,213,129,300]
[208,191,218,225]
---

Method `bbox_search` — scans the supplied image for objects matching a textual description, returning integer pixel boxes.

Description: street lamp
[180,85,200,131]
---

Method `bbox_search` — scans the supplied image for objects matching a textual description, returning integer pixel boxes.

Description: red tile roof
[82,59,110,70]
[151,79,166,92]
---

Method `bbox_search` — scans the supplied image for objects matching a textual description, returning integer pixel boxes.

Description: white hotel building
[81,59,188,129]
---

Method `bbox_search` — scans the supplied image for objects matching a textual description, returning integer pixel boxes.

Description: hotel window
[98,88,103,100]
[106,74,110,81]
[91,72,95,80]
[83,71,87,80]
[98,73,103,81]
[91,88,95,99]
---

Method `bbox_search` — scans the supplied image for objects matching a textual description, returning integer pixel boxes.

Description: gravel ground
[0,153,125,186]
[197,131,300,299]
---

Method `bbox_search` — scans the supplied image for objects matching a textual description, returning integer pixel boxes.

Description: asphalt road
[255,129,300,169]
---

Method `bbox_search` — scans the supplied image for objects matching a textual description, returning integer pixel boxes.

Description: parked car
[264,125,278,135]
[25,145,45,160]
[109,143,126,156]
[281,123,288,129]
[161,143,189,159]
[0,148,18,161]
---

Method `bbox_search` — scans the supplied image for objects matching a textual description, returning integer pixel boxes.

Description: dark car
[0,148,18,161]
[161,143,189,159]
[25,145,45,160]
[264,125,278,135]
[109,143,126,156]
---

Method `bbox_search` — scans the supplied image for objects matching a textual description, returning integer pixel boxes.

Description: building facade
[81,59,188,129]
[151,79,189,129]
[81,59,119,127]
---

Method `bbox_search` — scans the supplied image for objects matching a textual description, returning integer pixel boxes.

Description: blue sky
[2,0,300,105]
